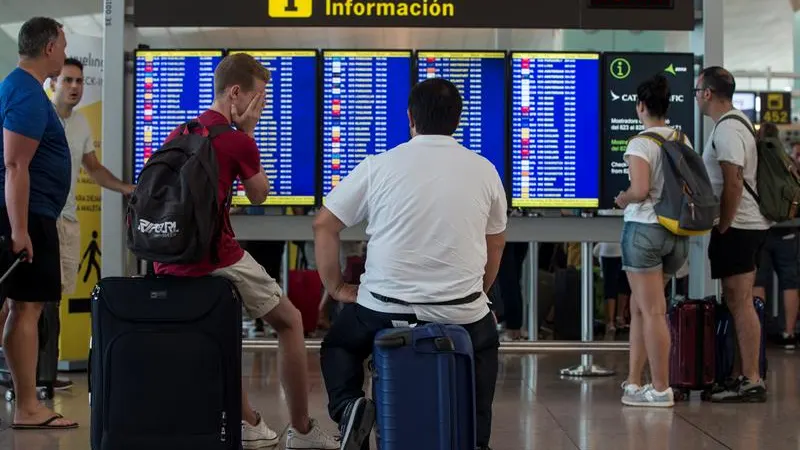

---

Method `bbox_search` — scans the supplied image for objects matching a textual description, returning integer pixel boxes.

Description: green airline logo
[664,64,677,76]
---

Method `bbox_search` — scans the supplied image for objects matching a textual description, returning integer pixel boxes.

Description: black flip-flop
[11,414,79,430]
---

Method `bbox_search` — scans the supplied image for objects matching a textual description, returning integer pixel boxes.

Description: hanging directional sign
[134,0,693,30]
[759,92,792,125]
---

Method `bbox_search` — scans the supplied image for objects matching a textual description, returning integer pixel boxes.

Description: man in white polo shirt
[313,78,507,450]
[51,58,134,299]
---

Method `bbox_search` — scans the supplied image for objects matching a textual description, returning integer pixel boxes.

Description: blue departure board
[321,50,412,198]
[133,50,223,182]
[416,51,506,181]
[228,50,318,206]
[510,52,601,208]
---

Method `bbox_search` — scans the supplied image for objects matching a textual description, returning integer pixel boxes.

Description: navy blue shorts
[755,228,800,289]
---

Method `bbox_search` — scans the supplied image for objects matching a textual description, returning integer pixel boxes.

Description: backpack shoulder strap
[631,131,667,147]
[207,124,234,139]
[713,114,757,150]
[712,114,761,204]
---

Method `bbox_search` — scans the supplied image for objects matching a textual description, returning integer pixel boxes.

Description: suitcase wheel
[38,386,53,401]
[674,388,690,402]
[5,387,52,402]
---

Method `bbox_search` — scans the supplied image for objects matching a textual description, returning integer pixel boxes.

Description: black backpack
[127,121,232,264]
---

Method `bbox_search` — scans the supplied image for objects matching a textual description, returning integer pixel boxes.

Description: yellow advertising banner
[55,33,103,370]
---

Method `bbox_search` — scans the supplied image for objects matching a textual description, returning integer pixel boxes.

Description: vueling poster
[57,33,103,369]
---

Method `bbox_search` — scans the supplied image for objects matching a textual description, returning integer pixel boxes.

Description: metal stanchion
[282,241,290,293]
[527,241,538,342]
[772,272,779,318]
[243,339,630,352]
[559,242,615,377]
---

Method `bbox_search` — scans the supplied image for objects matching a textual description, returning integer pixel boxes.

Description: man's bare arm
[241,167,270,205]
[718,162,744,232]
[483,232,506,293]
[3,129,37,242]
[313,207,347,294]
[82,152,134,194]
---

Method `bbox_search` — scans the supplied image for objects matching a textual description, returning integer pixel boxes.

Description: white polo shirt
[324,134,507,325]
[57,108,94,222]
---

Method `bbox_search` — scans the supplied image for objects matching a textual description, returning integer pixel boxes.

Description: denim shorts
[621,221,689,276]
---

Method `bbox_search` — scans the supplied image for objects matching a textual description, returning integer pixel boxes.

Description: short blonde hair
[214,53,270,96]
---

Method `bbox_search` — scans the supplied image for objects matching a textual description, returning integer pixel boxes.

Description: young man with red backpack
[141,53,338,449]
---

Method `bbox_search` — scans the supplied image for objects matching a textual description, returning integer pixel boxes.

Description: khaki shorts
[57,217,81,296]
[212,251,282,319]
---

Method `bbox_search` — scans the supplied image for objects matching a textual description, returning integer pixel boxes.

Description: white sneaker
[285,418,339,450]
[621,384,675,408]
[621,381,641,400]
[242,416,279,449]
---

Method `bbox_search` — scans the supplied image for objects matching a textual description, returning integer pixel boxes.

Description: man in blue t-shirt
[0,17,76,430]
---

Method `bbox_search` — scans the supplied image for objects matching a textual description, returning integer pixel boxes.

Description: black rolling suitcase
[90,275,243,450]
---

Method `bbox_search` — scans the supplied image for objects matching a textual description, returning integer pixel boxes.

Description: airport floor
[1,348,799,450]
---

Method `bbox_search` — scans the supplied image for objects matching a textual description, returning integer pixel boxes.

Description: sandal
[12,413,79,430]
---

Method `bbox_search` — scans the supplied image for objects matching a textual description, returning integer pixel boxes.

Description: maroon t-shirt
[154,110,261,277]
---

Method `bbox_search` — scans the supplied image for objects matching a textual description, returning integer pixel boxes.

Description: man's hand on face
[231,91,265,135]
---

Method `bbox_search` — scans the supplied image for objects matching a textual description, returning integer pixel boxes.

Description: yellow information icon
[268,0,312,18]
[767,93,784,110]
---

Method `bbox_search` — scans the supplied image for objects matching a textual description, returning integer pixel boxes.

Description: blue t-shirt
[0,68,71,219]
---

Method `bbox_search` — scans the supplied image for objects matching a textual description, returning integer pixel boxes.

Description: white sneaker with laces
[286,418,339,450]
[242,416,279,449]
[621,384,674,408]
[621,381,641,403]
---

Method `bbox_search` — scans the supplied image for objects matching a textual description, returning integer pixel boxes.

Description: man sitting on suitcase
[154,53,338,450]
[313,78,506,450]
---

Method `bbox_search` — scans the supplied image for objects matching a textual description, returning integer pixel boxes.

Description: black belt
[370,291,482,307]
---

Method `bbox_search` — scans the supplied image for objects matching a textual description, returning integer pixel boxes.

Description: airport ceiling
[0,0,795,79]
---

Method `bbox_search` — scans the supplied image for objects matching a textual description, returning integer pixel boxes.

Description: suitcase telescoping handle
[0,250,28,286]
[374,324,458,353]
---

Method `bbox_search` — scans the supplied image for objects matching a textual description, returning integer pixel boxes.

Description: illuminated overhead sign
[134,0,693,30]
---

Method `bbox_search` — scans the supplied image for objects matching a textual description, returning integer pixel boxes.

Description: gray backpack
[634,130,719,236]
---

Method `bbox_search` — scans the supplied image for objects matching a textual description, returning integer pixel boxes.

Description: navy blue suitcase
[372,324,476,450]
[90,276,243,450]
[714,296,768,385]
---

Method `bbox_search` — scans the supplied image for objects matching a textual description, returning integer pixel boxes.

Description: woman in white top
[614,75,691,408]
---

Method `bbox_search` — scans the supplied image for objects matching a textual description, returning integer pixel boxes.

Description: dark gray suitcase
[90,275,243,450]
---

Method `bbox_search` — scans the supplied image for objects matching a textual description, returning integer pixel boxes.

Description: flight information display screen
[509,52,601,208]
[228,50,318,206]
[733,91,758,123]
[416,51,507,180]
[320,50,412,198]
[133,49,223,182]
